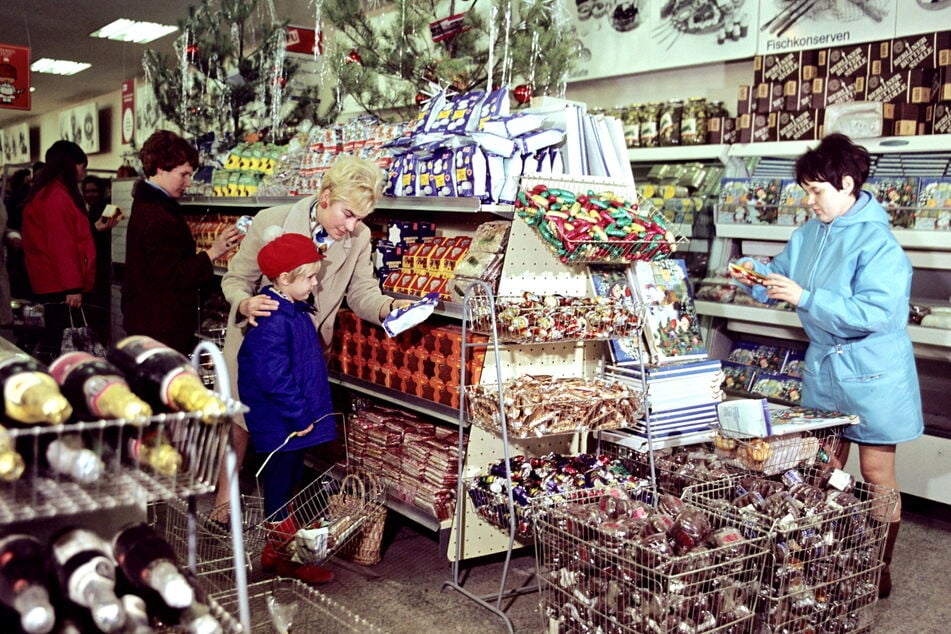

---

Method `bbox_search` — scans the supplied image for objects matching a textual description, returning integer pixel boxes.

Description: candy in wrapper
[383,292,440,337]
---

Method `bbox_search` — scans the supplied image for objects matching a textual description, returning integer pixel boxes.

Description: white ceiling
[0,0,313,126]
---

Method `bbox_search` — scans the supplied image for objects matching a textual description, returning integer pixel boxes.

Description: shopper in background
[0,198,13,335]
[211,154,410,522]
[4,168,31,300]
[238,231,335,584]
[82,175,120,343]
[730,132,923,598]
[21,141,96,363]
[122,130,240,354]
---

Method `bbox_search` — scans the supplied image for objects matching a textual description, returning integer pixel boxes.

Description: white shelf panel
[695,300,802,328]
[729,135,951,159]
[715,224,951,253]
[628,144,729,163]
[598,428,715,452]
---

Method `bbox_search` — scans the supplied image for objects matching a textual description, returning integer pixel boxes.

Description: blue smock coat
[237,287,336,453]
[738,191,923,445]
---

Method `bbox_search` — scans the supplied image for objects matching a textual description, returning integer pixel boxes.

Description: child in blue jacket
[237,230,335,584]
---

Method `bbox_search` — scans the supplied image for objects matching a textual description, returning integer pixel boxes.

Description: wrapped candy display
[683,465,900,633]
[535,488,769,633]
[466,291,642,343]
[467,453,649,540]
[465,375,642,438]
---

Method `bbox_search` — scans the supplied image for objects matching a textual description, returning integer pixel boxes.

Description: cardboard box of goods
[737,113,752,143]
[754,52,803,85]
[751,112,777,143]
[938,31,951,67]
[933,67,951,102]
[414,243,437,273]
[928,103,951,135]
[784,79,815,112]
[908,69,936,104]
[866,71,911,103]
[869,40,891,77]
[737,85,752,116]
[776,109,823,142]
[891,33,937,72]
[820,75,866,108]
[820,44,871,78]
[885,103,926,137]
[755,82,786,113]
[801,49,821,81]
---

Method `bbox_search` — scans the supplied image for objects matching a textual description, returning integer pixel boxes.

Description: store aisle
[209,493,950,633]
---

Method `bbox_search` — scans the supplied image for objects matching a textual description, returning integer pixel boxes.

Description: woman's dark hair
[23,140,87,211]
[139,130,199,177]
[795,132,871,193]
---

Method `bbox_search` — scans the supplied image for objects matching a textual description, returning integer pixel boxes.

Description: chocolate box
[866,71,911,103]
[929,103,951,135]
[707,116,737,144]
[820,44,871,78]
[737,113,752,144]
[891,34,937,72]
[754,52,803,85]
[737,85,752,116]
[939,31,951,67]
[933,67,951,102]
[776,109,823,142]
[784,79,815,112]
[869,40,891,77]
[884,103,926,137]
[822,75,866,107]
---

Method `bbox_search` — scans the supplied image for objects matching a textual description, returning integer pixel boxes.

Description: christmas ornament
[415,92,428,106]
[346,49,362,64]
[429,13,469,43]
[185,44,199,56]
[514,84,533,105]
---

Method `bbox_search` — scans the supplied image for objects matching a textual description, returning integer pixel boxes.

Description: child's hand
[295,423,314,437]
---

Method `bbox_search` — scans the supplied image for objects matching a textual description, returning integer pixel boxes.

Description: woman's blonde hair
[320,155,385,217]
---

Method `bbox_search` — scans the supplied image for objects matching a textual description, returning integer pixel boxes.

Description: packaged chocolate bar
[727,341,788,373]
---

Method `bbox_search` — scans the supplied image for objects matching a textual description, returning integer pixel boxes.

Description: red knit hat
[257,233,324,279]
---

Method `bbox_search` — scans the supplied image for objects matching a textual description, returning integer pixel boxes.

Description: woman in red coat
[122,130,240,354]
[21,141,97,362]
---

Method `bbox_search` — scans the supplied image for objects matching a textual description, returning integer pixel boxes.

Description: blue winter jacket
[737,191,923,444]
[237,287,336,453]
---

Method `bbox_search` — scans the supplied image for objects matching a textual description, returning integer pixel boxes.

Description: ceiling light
[90,18,178,44]
[30,58,91,76]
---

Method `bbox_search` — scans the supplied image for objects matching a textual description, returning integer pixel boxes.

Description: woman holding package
[730,133,923,598]
[211,155,411,522]
[123,130,240,354]
[21,141,97,362]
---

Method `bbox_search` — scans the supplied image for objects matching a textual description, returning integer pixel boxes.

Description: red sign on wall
[0,44,30,111]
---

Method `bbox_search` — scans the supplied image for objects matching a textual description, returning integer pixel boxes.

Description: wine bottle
[138,571,222,634]
[0,425,25,482]
[107,337,226,423]
[0,352,72,425]
[49,528,126,633]
[126,428,182,477]
[45,434,104,484]
[0,534,56,634]
[112,523,192,610]
[48,352,152,422]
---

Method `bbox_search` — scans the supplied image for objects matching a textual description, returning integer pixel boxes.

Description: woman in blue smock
[731,133,922,599]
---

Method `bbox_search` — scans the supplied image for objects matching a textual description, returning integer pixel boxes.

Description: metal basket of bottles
[682,466,899,633]
[0,336,244,521]
[243,467,386,570]
[211,577,387,633]
[516,174,687,265]
[1,521,235,634]
[534,487,770,633]
[464,290,643,344]
[466,453,652,541]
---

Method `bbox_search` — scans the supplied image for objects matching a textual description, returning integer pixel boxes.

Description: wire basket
[682,466,899,633]
[150,498,249,597]
[534,491,770,633]
[517,175,687,265]
[464,291,643,344]
[211,577,387,633]
[465,376,643,438]
[604,444,741,496]
[710,426,844,476]
[244,467,386,568]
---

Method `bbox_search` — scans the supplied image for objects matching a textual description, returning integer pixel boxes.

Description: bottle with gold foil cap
[49,352,152,422]
[107,336,226,424]
[128,428,182,476]
[0,425,25,481]
[0,352,72,424]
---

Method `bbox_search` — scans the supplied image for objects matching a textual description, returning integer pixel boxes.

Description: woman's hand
[65,293,82,308]
[764,274,803,306]
[207,225,242,261]
[239,294,280,327]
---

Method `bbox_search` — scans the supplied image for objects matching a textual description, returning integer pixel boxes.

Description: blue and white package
[383,292,441,337]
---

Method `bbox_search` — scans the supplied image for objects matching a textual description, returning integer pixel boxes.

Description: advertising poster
[59,102,100,154]
[1,123,30,164]
[121,80,135,145]
[896,1,951,37]
[756,0,897,54]
[135,83,161,144]
[0,44,30,111]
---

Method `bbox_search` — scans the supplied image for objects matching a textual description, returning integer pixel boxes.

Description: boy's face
[282,262,321,302]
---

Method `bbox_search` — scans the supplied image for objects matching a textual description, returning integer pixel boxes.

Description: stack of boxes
[328,308,486,410]
[735,31,951,142]
[377,221,472,302]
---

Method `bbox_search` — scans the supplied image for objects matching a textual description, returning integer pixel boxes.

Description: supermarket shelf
[328,371,461,425]
[377,196,514,218]
[729,135,951,158]
[628,144,730,163]
[385,291,464,320]
[180,195,300,208]
[715,224,951,251]
[695,300,801,328]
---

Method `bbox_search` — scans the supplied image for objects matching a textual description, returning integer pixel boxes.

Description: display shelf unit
[628,143,730,163]
[327,371,459,425]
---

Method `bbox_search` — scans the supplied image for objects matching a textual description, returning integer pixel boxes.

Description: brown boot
[879,520,900,599]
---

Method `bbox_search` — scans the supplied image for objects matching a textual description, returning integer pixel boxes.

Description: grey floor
[193,487,951,634]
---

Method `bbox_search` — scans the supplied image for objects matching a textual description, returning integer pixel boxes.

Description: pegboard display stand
[442,174,658,632]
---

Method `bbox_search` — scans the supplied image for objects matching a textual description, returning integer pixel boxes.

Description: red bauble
[415,92,428,106]
[514,84,533,105]
[185,44,199,56]
[346,49,362,64]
